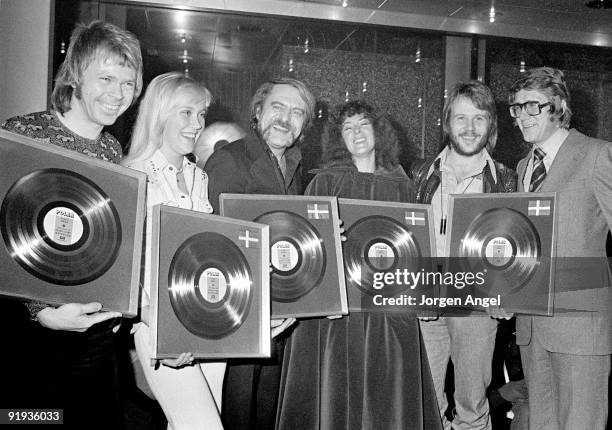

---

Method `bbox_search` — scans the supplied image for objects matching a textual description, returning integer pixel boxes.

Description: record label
[198,268,227,304]
[367,242,395,270]
[484,237,513,267]
[271,240,299,272]
[42,206,84,246]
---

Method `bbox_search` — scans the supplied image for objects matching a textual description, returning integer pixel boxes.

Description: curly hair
[322,101,400,170]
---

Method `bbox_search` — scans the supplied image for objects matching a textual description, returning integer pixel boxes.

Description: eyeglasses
[509,101,551,118]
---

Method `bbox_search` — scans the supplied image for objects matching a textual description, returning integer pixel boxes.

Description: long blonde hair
[122,71,212,165]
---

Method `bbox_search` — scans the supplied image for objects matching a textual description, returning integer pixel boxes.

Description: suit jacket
[204,130,303,214]
[516,129,612,355]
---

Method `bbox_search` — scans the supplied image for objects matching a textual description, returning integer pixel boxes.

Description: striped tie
[529,147,546,192]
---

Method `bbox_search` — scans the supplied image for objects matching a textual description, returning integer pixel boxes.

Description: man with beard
[205,77,316,430]
[411,80,516,430]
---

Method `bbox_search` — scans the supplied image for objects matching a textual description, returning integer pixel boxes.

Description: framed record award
[0,130,146,316]
[150,205,270,359]
[220,194,347,318]
[338,198,436,312]
[446,193,557,315]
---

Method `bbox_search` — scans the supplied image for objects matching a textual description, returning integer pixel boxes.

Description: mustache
[261,119,297,135]
[458,132,481,138]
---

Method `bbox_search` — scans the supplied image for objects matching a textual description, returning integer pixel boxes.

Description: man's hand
[498,379,528,403]
[487,306,513,320]
[271,318,296,339]
[417,308,439,321]
[337,219,346,242]
[36,302,122,332]
[161,352,195,369]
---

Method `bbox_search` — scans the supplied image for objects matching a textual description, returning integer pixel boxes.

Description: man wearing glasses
[508,67,611,430]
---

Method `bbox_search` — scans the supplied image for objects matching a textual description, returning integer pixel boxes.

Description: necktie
[529,147,546,192]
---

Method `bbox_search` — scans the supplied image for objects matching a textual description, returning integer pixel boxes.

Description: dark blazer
[204,130,303,214]
[516,129,612,355]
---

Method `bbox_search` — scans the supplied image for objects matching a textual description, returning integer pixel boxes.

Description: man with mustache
[205,77,316,430]
[412,80,516,430]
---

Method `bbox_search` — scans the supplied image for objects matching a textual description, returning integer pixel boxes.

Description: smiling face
[256,84,307,156]
[71,56,137,130]
[341,114,375,161]
[448,96,490,157]
[513,89,561,145]
[160,86,207,161]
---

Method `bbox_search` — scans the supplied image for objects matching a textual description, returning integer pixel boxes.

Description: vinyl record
[344,215,421,296]
[458,207,541,292]
[0,168,121,285]
[255,211,326,303]
[168,232,252,339]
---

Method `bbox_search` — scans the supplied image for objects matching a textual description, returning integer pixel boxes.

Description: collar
[149,149,195,174]
[432,146,497,182]
[52,110,100,145]
[530,127,568,162]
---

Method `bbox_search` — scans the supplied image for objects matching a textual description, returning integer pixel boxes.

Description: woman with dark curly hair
[276,101,441,430]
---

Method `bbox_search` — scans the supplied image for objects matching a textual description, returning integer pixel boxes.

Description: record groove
[458,207,541,293]
[345,215,421,296]
[255,211,326,302]
[168,232,252,339]
[0,168,121,285]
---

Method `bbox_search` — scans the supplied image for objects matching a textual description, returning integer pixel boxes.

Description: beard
[449,130,489,157]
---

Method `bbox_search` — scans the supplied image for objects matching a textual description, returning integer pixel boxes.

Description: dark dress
[276,165,442,430]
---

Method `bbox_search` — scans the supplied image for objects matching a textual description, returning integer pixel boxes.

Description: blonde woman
[122,72,224,430]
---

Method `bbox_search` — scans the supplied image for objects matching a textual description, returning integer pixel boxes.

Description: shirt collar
[432,145,497,182]
[149,149,195,173]
[531,127,568,162]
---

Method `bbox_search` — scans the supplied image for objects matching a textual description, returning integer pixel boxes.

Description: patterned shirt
[1,110,124,317]
[1,110,122,163]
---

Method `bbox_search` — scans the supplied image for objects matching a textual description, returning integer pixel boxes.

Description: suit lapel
[246,133,285,194]
[517,157,528,192]
[539,130,584,192]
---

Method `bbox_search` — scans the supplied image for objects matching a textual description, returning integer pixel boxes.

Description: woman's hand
[161,352,195,368]
[271,318,296,338]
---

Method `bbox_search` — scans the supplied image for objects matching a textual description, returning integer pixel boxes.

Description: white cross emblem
[528,200,551,216]
[239,230,259,248]
[307,203,329,219]
[405,211,426,226]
